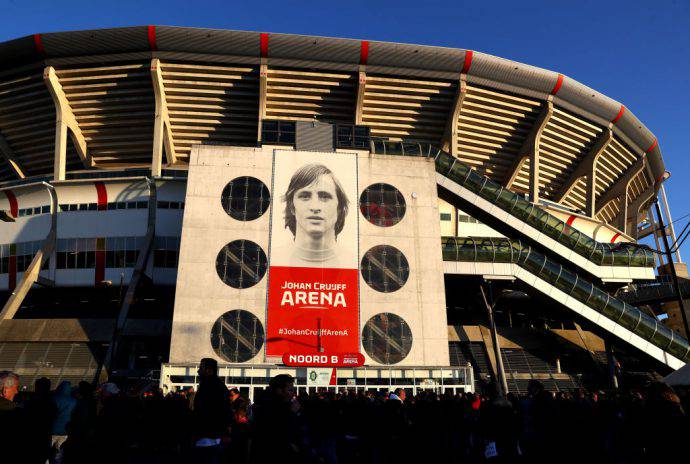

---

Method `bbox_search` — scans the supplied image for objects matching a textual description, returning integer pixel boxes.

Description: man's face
[293,174,338,239]
[277,381,296,402]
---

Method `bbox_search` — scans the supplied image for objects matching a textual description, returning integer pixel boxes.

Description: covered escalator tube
[370,141,655,268]
[441,236,690,363]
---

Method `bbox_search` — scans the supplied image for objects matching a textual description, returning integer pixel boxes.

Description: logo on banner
[307,368,337,386]
[266,151,360,357]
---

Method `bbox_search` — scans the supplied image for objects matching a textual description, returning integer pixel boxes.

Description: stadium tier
[0,26,686,395]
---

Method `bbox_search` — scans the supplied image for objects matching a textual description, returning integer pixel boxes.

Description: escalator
[370,141,656,282]
[441,236,689,369]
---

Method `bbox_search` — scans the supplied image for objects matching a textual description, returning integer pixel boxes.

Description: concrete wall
[170,146,450,367]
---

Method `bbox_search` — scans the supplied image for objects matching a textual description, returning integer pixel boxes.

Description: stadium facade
[0,26,688,395]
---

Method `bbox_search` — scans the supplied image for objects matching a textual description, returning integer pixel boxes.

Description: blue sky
[2,0,689,256]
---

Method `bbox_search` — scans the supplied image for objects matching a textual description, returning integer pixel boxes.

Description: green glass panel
[441,237,457,261]
[402,143,422,157]
[496,188,518,211]
[608,299,632,326]
[435,152,455,176]
[523,250,545,275]
[555,267,578,294]
[495,239,512,262]
[464,170,485,193]
[571,278,593,303]
[509,197,532,221]
[478,179,501,203]
[651,325,673,350]
[587,287,609,311]
[666,336,690,360]
[613,248,631,266]
[543,215,564,239]
[447,161,470,185]
[458,238,476,261]
[559,225,580,250]
[538,258,561,283]
[476,239,494,262]
[635,314,657,340]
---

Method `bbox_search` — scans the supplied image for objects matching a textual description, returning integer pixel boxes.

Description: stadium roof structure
[0,26,665,230]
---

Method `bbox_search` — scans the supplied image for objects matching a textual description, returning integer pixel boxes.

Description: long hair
[282,163,349,238]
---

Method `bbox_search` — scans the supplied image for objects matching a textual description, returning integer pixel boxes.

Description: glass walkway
[441,236,689,368]
[370,141,656,281]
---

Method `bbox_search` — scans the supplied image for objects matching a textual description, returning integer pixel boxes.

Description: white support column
[257,59,268,143]
[442,74,467,155]
[595,158,645,219]
[504,101,553,203]
[0,133,26,179]
[554,127,612,216]
[661,184,682,262]
[151,59,177,177]
[627,185,655,239]
[44,66,91,180]
[355,67,366,125]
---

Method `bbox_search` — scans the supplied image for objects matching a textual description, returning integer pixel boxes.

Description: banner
[266,151,359,357]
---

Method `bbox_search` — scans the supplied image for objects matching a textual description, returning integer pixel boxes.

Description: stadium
[0,25,688,397]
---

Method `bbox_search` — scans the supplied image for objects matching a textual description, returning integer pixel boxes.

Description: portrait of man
[282,163,350,268]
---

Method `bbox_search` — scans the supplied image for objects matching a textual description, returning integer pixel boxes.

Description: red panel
[462,50,473,74]
[260,33,269,58]
[645,138,658,155]
[94,182,108,211]
[611,105,626,124]
[550,74,564,95]
[359,40,369,65]
[266,266,359,357]
[566,215,576,226]
[4,190,18,217]
[147,25,157,51]
[33,34,45,56]
[95,250,105,284]
[610,233,621,243]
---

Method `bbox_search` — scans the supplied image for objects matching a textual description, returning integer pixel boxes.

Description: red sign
[266,266,359,356]
[282,352,365,367]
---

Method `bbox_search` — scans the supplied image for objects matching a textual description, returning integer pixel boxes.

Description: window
[362,313,413,364]
[153,236,180,268]
[261,120,296,145]
[440,213,452,221]
[360,245,409,293]
[211,310,264,362]
[336,124,370,149]
[216,240,267,289]
[221,177,271,221]
[359,184,406,227]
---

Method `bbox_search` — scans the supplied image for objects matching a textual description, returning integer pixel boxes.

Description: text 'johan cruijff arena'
[0,26,687,395]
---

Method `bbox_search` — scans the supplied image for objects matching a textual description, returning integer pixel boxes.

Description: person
[383,388,411,464]
[228,388,250,463]
[62,381,97,464]
[192,358,231,464]
[282,163,350,268]
[250,374,310,464]
[23,377,58,464]
[50,380,77,464]
[0,372,21,456]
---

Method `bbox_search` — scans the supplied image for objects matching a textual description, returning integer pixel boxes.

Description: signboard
[282,352,365,367]
[266,151,359,357]
[307,368,337,386]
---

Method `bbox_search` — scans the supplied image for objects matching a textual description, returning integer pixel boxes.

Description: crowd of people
[0,357,688,464]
